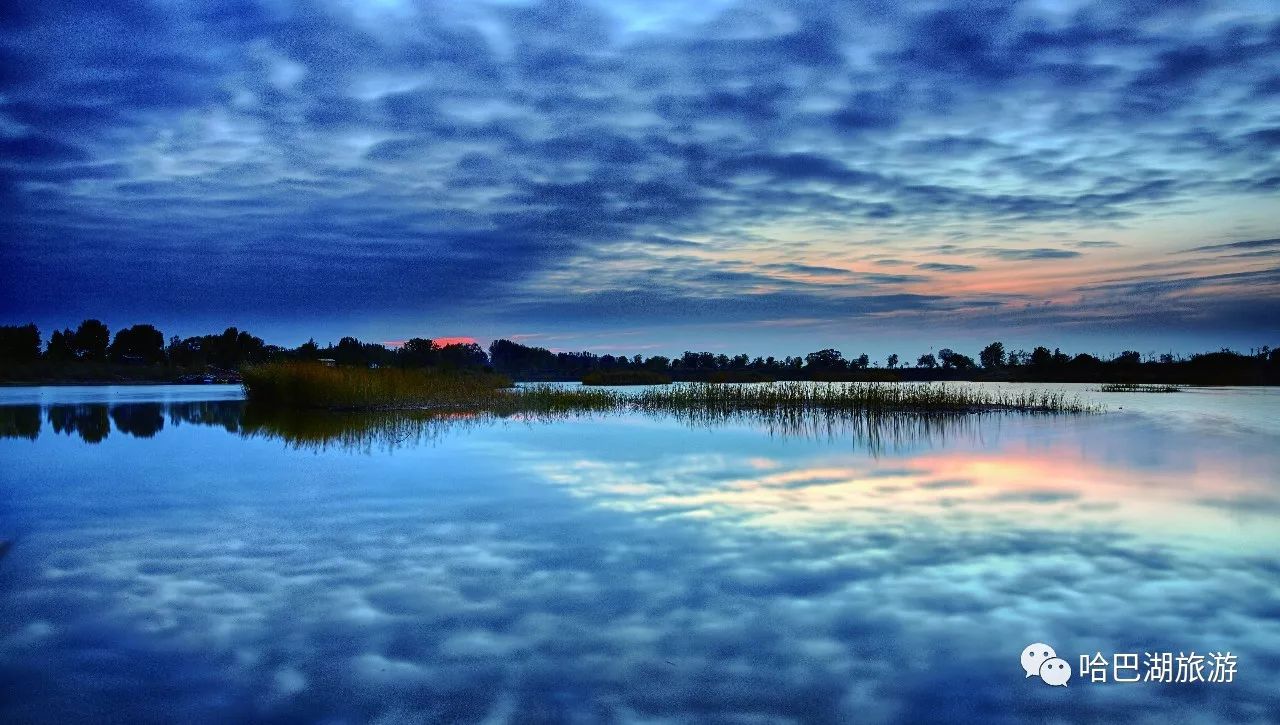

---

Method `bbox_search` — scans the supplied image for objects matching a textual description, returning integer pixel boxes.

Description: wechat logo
[1022,643,1071,686]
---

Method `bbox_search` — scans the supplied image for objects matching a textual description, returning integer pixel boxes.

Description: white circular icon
[1040,657,1071,686]
[1021,643,1057,678]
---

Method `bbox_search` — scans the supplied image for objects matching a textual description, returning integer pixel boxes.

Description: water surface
[1,385,1277,723]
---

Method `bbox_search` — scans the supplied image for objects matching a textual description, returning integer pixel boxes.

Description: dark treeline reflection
[2,400,990,454]
[0,401,247,444]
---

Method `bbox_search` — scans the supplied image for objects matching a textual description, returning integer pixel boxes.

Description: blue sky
[1,0,1277,358]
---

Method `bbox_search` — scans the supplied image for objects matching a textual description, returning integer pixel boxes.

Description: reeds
[1097,382,1181,393]
[243,364,1101,415]
[241,362,513,409]
[631,381,1100,414]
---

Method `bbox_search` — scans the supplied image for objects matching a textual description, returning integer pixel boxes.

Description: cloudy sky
[1,0,1278,357]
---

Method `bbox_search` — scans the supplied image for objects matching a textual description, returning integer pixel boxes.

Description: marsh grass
[632,381,1100,414]
[243,364,1100,415]
[1097,382,1182,393]
[241,362,514,409]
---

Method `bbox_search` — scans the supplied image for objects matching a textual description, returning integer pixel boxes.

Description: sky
[1,0,1278,360]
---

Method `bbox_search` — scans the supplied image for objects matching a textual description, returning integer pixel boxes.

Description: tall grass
[632,382,1100,414]
[244,364,1101,415]
[1097,382,1181,393]
[241,362,513,409]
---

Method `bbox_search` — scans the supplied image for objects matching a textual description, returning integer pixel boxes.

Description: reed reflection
[1,400,995,453]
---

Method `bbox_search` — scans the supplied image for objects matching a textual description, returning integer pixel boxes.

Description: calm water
[1,384,1277,723]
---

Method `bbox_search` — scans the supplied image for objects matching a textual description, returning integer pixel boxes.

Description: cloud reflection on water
[0,399,1277,722]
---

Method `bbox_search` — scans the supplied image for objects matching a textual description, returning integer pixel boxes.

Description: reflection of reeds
[1097,383,1181,393]
[239,405,490,451]
[657,405,993,455]
[238,403,1006,456]
[632,382,1100,414]
[2,396,1054,454]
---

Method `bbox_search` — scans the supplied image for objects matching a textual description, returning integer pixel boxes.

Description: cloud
[0,0,1277,344]
[1183,238,1280,254]
[916,263,978,273]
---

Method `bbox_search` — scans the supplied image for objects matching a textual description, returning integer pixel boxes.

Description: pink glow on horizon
[382,336,478,349]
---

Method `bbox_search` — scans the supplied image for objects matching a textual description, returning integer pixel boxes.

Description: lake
[1,384,1277,723]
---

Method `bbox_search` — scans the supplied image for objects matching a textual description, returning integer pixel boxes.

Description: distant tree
[1029,346,1053,367]
[917,353,938,369]
[938,348,976,370]
[46,328,76,361]
[644,355,671,372]
[805,348,847,371]
[1113,350,1141,365]
[333,336,365,365]
[399,338,437,367]
[886,353,899,369]
[979,341,1005,369]
[166,327,269,369]
[297,338,320,359]
[438,342,488,369]
[109,324,166,363]
[71,319,110,361]
[853,353,870,370]
[0,323,41,363]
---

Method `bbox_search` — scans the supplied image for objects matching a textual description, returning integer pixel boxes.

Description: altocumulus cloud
[0,0,1278,341]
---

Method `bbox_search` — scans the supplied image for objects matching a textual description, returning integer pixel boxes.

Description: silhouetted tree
[917,353,938,368]
[886,353,899,369]
[438,342,488,369]
[937,348,976,370]
[1113,350,1141,365]
[0,323,41,363]
[645,355,671,372]
[109,324,166,364]
[46,328,76,361]
[979,341,1005,369]
[805,348,847,371]
[71,320,110,361]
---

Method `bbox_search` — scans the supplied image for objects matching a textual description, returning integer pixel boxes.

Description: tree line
[2,320,1277,384]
